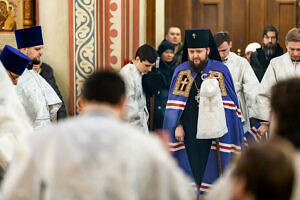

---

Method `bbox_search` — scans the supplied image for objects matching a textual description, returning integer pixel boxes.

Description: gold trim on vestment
[173,70,194,97]
[208,70,227,96]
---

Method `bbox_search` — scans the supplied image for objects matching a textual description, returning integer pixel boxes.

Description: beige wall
[155,0,165,48]
[139,0,146,47]
[39,1,70,115]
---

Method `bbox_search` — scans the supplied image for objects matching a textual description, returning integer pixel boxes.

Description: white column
[39,0,70,114]
[155,0,165,48]
[139,0,147,46]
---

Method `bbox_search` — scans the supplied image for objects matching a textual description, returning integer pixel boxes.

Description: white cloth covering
[2,112,195,200]
[251,53,300,121]
[197,78,227,138]
[16,69,62,129]
[245,42,261,55]
[0,62,32,162]
[120,63,149,134]
[223,52,259,132]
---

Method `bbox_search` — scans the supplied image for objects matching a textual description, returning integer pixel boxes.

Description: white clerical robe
[2,112,195,200]
[205,166,233,200]
[120,63,149,133]
[16,69,62,129]
[0,62,32,162]
[251,53,300,121]
[223,52,259,132]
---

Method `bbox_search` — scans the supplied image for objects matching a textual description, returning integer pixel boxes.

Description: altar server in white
[252,27,300,135]
[2,71,195,200]
[214,32,259,132]
[120,44,157,133]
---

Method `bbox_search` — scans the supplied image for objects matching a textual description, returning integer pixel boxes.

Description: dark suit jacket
[40,63,67,120]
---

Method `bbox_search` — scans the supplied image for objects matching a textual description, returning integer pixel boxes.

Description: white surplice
[223,52,259,132]
[16,69,62,129]
[120,63,149,134]
[251,53,300,121]
[0,62,32,162]
[2,112,195,200]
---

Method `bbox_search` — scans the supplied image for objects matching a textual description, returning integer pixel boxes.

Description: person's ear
[229,41,232,49]
[285,41,289,50]
[135,56,140,63]
[118,95,127,119]
[207,48,210,55]
[19,48,27,54]
[77,95,86,114]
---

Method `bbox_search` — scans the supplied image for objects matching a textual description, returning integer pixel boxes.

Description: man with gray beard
[250,26,283,82]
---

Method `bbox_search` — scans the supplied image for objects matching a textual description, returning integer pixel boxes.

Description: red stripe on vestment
[250,127,260,141]
[166,103,186,108]
[168,143,185,149]
[223,102,242,116]
[200,184,211,190]
[211,143,241,152]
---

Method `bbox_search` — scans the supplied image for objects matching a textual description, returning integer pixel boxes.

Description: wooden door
[165,0,300,56]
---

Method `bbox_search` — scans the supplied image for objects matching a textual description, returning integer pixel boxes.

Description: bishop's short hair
[82,71,125,105]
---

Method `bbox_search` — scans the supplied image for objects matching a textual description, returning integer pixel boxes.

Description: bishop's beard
[189,56,208,73]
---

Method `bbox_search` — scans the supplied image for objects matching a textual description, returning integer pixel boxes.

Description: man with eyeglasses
[250,26,284,82]
[252,28,300,136]
[120,44,158,134]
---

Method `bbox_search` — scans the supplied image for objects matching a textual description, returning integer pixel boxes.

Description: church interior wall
[39,0,70,115]
[36,0,165,115]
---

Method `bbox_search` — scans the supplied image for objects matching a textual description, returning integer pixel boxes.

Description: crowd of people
[0,23,300,200]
